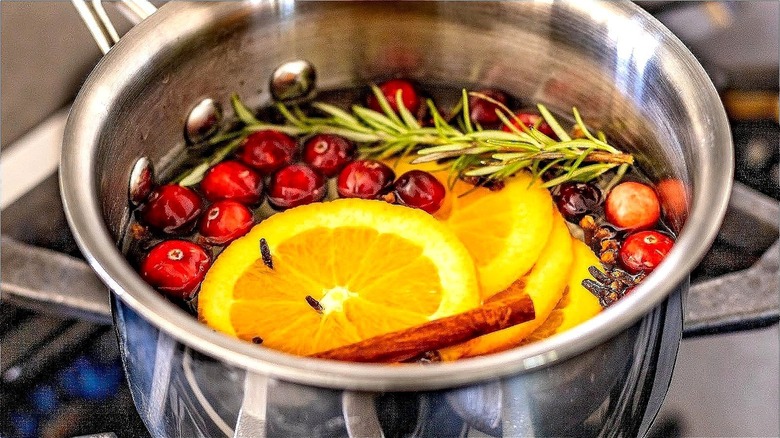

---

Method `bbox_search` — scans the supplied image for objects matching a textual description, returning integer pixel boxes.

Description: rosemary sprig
[176,87,633,189]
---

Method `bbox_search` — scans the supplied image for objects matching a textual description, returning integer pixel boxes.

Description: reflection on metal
[342,392,384,438]
[71,432,119,438]
[109,272,685,436]
[185,98,223,144]
[446,381,503,435]
[128,156,154,206]
[182,349,236,437]
[269,60,317,103]
[235,372,269,438]
[636,289,684,437]
[148,333,177,437]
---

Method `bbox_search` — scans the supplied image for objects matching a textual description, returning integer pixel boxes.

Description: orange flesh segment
[231,228,441,354]
[198,199,479,356]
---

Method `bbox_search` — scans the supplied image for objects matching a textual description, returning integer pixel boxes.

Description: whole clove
[579,214,646,307]
[259,238,273,269]
[305,295,324,314]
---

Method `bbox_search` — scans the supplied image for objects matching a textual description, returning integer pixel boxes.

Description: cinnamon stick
[311,292,535,363]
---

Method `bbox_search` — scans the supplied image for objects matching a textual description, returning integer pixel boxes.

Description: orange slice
[391,159,554,298]
[198,198,479,356]
[523,239,603,343]
[439,209,573,360]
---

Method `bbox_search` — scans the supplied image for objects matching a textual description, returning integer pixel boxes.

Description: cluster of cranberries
[134,79,454,301]
[552,179,675,277]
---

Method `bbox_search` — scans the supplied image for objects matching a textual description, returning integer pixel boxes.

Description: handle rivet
[270,60,317,103]
[185,98,222,144]
[128,157,154,206]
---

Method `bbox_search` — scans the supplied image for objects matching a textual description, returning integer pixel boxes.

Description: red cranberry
[656,178,688,232]
[469,89,509,126]
[393,170,446,214]
[267,163,327,209]
[502,112,557,138]
[237,130,297,174]
[302,134,356,177]
[199,200,254,245]
[139,184,203,234]
[605,181,661,230]
[619,231,674,274]
[367,79,421,114]
[200,161,264,205]
[337,160,396,199]
[554,182,603,222]
[140,240,211,300]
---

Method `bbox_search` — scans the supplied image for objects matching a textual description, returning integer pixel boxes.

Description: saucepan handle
[70,0,157,55]
[341,391,386,438]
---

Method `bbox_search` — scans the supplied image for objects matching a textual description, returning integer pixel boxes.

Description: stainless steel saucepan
[56,1,738,436]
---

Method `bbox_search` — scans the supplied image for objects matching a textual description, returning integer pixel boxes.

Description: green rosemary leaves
[177,86,633,189]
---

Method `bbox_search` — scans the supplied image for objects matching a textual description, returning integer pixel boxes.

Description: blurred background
[1,2,778,437]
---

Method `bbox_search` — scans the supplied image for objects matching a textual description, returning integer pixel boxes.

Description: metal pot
[59,1,735,436]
